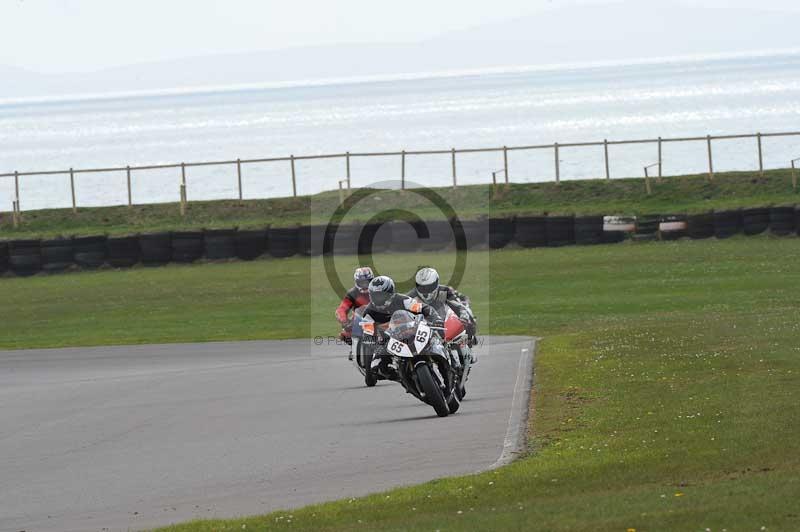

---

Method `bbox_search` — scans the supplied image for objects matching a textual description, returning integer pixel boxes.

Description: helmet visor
[417,283,437,301]
[356,277,371,290]
[370,291,392,309]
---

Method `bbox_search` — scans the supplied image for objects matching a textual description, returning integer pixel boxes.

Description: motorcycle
[412,298,474,401]
[370,310,461,417]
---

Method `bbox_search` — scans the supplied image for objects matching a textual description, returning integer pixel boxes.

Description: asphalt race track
[0,336,535,532]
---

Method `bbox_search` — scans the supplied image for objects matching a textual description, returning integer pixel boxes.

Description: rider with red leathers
[407,267,478,350]
[336,267,374,358]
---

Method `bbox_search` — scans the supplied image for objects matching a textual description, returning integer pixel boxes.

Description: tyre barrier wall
[742,208,770,236]
[1,207,797,278]
[659,215,688,241]
[0,241,8,274]
[388,220,426,252]
[236,229,268,260]
[108,236,140,268]
[42,238,74,273]
[268,226,299,258]
[73,236,107,269]
[489,217,515,249]
[574,216,604,246]
[514,216,546,248]
[687,213,714,240]
[604,216,635,244]
[171,231,204,263]
[139,232,171,266]
[632,215,659,242]
[204,229,237,260]
[460,219,488,249]
[9,239,41,276]
[769,207,796,236]
[713,210,742,239]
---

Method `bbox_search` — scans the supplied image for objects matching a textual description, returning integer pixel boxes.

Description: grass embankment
[3,237,799,530]
[0,168,797,239]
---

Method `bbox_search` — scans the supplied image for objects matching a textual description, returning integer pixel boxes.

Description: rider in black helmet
[364,275,442,325]
[363,275,443,379]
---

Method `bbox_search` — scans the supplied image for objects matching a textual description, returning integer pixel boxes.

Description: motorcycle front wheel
[416,363,449,417]
[358,342,377,387]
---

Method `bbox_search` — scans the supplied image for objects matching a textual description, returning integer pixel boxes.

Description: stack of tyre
[1,207,797,278]
[0,227,275,277]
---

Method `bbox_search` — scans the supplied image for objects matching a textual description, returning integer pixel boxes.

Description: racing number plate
[387,338,413,358]
[414,322,431,353]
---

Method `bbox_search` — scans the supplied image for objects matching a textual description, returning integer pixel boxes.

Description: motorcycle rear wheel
[364,368,377,387]
[416,364,449,417]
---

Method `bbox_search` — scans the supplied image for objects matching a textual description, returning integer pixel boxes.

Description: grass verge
[2,237,799,530]
[1,168,798,239]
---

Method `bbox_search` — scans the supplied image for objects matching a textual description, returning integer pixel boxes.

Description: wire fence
[2,130,799,218]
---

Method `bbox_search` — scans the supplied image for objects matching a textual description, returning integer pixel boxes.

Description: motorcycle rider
[407,267,478,349]
[335,266,374,359]
[363,275,443,379]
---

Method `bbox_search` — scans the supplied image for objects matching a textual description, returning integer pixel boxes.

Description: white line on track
[485,337,537,470]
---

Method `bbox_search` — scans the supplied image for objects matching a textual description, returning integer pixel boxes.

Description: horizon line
[1,47,799,109]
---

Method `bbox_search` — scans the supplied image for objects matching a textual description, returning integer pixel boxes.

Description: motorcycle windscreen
[351,305,368,338]
[387,310,418,341]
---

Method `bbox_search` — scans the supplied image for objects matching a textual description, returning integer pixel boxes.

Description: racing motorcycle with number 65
[370,310,461,417]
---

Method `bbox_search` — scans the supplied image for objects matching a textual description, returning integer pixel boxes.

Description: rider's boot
[467,339,478,363]
[340,330,353,361]
[371,349,398,380]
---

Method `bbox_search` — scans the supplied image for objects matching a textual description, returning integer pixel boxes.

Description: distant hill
[1,1,798,101]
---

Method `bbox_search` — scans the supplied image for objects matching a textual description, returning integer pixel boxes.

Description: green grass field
[3,237,799,530]
[1,168,797,239]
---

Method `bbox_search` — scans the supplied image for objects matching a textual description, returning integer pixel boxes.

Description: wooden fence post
[70,168,77,213]
[126,166,132,207]
[604,140,610,180]
[503,146,509,182]
[451,148,457,189]
[290,155,297,197]
[706,135,714,182]
[757,133,764,176]
[14,170,19,211]
[346,152,351,189]
[180,163,187,216]
[236,159,243,201]
[401,150,406,190]
[554,143,560,183]
[12,200,19,227]
[657,137,663,181]
[791,159,798,192]
[644,166,652,196]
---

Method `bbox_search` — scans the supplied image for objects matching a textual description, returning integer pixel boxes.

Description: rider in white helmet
[407,267,478,348]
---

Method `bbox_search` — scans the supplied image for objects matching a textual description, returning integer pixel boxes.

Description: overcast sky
[1,0,798,73]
